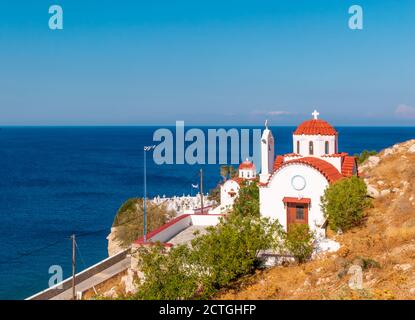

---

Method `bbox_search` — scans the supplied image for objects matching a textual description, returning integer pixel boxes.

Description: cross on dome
[312,109,320,120]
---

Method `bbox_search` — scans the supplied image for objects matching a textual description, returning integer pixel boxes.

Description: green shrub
[354,150,377,164]
[189,215,284,292]
[321,176,372,232]
[284,224,314,263]
[133,215,284,299]
[134,244,199,300]
[208,184,221,203]
[112,198,175,247]
[232,181,260,217]
[355,256,381,270]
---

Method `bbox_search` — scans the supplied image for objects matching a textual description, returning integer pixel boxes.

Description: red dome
[293,119,337,136]
[239,160,255,170]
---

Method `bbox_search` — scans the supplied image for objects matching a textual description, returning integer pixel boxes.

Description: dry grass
[82,270,127,300]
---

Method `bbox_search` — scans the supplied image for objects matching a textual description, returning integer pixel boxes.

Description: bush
[133,214,284,299]
[208,184,220,203]
[189,215,284,292]
[112,198,175,247]
[354,150,377,164]
[321,176,372,232]
[134,244,199,300]
[232,181,260,217]
[284,224,314,263]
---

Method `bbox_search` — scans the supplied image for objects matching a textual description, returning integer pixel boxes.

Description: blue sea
[0,126,414,300]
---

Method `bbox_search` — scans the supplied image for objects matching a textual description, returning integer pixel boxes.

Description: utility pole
[143,147,147,243]
[143,145,155,243]
[200,168,204,214]
[71,234,76,300]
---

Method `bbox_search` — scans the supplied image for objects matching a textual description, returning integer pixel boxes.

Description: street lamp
[143,145,156,242]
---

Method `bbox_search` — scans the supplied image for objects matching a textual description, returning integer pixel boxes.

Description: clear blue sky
[0,0,414,126]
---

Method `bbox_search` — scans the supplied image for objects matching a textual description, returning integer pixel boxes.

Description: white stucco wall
[293,134,338,157]
[220,180,240,207]
[148,215,192,243]
[190,214,222,226]
[320,156,342,172]
[259,163,328,238]
[239,168,256,179]
[260,128,274,183]
[147,214,222,244]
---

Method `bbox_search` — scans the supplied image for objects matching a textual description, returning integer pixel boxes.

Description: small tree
[228,166,237,178]
[321,176,372,232]
[112,198,175,247]
[132,215,284,299]
[284,224,314,263]
[134,244,199,300]
[208,184,221,203]
[232,181,260,217]
[189,215,284,292]
[354,150,377,164]
[220,165,229,181]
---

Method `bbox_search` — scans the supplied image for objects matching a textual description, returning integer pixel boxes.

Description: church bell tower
[259,120,275,184]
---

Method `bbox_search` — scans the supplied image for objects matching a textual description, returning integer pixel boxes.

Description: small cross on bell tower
[312,109,320,120]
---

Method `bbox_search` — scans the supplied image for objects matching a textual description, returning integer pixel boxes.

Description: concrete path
[51,257,130,300]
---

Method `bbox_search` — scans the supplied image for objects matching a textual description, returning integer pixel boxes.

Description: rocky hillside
[218,140,415,300]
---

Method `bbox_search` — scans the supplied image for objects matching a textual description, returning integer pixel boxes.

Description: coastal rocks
[408,144,415,153]
[367,156,380,167]
[393,263,412,272]
[367,184,380,198]
[103,287,118,299]
[383,148,394,156]
[380,189,391,197]
[313,238,340,257]
[121,269,138,295]
[107,227,125,256]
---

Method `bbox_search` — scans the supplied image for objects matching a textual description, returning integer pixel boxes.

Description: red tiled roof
[285,157,343,183]
[273,155,284,171]
[264,157,343,186]
[284,153,301,157]
[321,152,348,158]
[231,177,243,185]
[294,119,337,136]
[282,197,311,204]
[239,160,255,170]
[342,156,357,177]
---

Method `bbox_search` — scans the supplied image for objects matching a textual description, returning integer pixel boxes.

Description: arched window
[309,141,314,155]
[325,141,329,154]
[296,141,300,154]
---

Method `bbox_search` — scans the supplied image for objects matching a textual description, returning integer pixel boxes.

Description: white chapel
[258,110,358,237]
[216,110,359,238]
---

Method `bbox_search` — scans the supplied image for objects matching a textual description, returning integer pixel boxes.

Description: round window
[291,175,306,191]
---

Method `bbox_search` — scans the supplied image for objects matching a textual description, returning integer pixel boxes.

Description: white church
[220,110,358,238]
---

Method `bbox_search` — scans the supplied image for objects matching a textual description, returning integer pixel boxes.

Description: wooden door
[286,203,308,231]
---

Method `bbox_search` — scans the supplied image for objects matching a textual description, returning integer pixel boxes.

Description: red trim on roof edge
[134,214,191,244]
[262,156,344,187]
[282,197,311,204]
